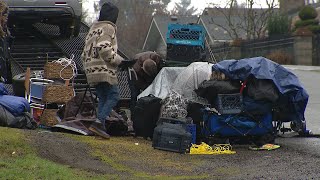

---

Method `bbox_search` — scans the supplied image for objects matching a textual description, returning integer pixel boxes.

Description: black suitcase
[133,94,162,139]
[152,118,192,153]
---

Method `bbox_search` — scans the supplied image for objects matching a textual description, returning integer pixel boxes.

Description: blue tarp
[0,83,8,95]
[212,57,309,126]
[0,83,30,116]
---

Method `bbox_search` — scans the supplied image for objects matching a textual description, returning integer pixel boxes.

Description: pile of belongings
[52,92,128,136]
[139,57,309,135]
[209,57,308,134]
[0,83,37,129]
[161,91,188,119]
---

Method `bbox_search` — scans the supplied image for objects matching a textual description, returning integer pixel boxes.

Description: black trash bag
[195,80,241,105]
[246,77,279,103]
[105,110,128,136]
[0,106,37,129]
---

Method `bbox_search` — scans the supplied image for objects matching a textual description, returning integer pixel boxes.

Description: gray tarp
[138,62,212,103]
[138,67,185,100]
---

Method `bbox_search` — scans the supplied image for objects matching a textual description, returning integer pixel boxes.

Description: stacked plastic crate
[166,23,206,62]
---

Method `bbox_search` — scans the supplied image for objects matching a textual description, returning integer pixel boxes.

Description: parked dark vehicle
[4,0,82,37]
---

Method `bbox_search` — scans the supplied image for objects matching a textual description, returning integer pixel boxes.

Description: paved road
[275,66,320,161]
[286,66,320,135]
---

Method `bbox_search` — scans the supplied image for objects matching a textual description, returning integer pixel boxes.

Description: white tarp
[138,62,213,103]
[172,62,213,102]
[137,67,185,100]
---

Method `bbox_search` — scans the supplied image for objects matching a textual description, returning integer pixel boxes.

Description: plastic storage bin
[216,93,243,114]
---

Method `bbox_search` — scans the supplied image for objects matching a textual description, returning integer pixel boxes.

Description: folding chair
[202,110,274,137]
[75,74,97,117]
[24,68,54,123]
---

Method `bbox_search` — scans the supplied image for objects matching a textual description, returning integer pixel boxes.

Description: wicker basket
[40,109,59,127]
[43,62,74,79]
[42,85,74,103]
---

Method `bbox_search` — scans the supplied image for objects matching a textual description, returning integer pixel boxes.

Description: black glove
[118,59,135,71]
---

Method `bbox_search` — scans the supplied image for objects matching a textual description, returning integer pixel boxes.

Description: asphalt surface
[285,66,320,134]
[278,66,320,158]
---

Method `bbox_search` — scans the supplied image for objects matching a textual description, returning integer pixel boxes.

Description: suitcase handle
[158,117,187,125]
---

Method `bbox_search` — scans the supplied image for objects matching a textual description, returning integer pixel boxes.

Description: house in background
[142,15,198,57]
[142,10,274,59]
[142,1,316,60]
[198,15,247,45]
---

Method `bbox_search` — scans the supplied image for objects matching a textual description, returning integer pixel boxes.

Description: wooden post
[65,79,70,86]
[24,67,31,97]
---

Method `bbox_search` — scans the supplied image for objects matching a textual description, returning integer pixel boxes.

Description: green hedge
[309,25,320,33]
[267,14,290,36]
[295,19,319,28]
[299,6,318,20]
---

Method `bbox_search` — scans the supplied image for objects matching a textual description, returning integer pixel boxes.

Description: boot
[88,121,110,139]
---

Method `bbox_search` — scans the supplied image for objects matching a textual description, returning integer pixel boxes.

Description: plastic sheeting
[138,67,185,100]
[138,62,212,103]
[172,62,213,102]
[212,57,309,125]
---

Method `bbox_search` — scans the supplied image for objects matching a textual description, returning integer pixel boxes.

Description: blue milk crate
[216,93,243,114]
[166,23,206,49]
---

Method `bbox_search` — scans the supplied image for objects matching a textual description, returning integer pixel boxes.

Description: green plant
[298,6,318,20]
[0,128,107,180]
[309,25,320,33]
[267,14,290,36]
[295,19,319,28]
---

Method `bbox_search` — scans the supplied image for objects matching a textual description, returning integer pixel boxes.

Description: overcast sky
[83,0,279,23]
[168,0,279,14]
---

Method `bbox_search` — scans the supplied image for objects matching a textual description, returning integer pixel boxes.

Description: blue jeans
[95,82,120,128]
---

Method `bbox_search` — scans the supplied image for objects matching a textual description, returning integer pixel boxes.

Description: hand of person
[118,59,135,71]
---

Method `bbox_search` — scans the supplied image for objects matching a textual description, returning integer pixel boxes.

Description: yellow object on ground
[190,142,236,155]
[249,144,281,151]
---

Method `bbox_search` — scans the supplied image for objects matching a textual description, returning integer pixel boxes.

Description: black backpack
[105,110,128,136]
[133,94,162,139]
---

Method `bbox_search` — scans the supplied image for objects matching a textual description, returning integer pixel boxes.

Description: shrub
[295,19,319,28]
[267,14,290,36]
[230,38,243,46]
[266,51,293,64]
[309,25,320,33]
[299,6,318,20]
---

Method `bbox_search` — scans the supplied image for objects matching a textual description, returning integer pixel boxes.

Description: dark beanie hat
[98,2,119,24]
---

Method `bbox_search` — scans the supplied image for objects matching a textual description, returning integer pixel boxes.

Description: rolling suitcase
[133,94,162,139]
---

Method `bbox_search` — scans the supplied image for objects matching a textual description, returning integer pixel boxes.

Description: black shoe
[89,122,110,139]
